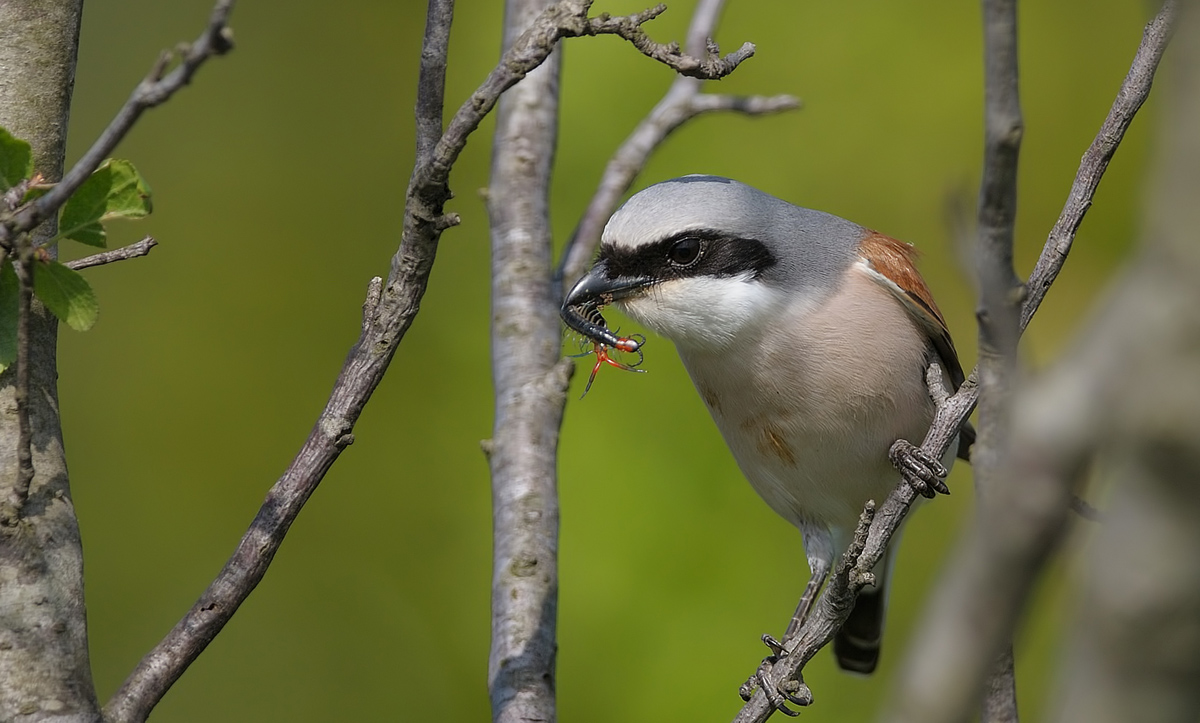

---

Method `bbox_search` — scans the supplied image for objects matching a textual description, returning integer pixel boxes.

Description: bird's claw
[737,634,812,715]
[889,439,949,498]
[762,633,788,658]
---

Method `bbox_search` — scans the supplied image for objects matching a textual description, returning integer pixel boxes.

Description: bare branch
[734,4,1176,719]
[1021,0,1177,331]
[414,0,454,166]
[556,0,798,288]
[982,650,1019,723]
[107,1,756,719]
[880,4,1178,723]
[975,0,1023,367]
[972,1,1024,719]
[485,1,566,720]
[734,367,974,723]
[582,4,755,78]
[64,236,158,271]
[0,0,235,245]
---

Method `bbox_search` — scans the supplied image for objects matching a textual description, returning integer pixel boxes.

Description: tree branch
[881,4,1178,723]
[414,0,454,167]
[65,236,158,271]
[972,1,1024,719]
[0,0,234,245]
[485,1,566,721]
[105,1,760,720]
[1021,0,1177,331]
[582,4,754,78]
[733,365,975,722]
[733,3,1177,720]
[555,0,798,289]
[0,0,100,717]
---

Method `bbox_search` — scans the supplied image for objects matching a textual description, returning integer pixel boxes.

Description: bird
[561,175,968,675]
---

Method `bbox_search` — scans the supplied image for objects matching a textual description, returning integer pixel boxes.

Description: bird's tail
[833,546,894,674]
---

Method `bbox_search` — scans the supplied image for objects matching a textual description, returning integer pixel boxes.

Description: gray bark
[882,3,1178,722]
[1055,5,1200,719]
[0,1,100,721]
[485,2,568,722]
[973,1,1023,719]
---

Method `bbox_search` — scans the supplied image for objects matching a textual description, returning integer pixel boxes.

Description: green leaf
[33,260,98,332]
[0,262,17,372]
[0,127,33,192]
[58,159,153,248]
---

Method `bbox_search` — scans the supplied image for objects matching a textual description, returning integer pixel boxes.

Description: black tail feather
[834,585,884,674]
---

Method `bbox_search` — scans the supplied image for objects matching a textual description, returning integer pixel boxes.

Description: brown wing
[857,231,965,390]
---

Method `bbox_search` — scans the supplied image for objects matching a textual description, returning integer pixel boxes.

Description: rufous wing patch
[858,231,946,325]
[857,231,966,389]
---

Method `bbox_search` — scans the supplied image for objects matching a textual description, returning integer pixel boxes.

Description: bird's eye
[667,237,702,267]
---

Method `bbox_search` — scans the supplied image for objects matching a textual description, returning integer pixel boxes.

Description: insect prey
[560,300,646,397]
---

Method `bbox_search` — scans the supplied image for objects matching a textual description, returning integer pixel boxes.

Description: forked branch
[556,0,799,288]
[0,1,234,244]
[103,1,773,721]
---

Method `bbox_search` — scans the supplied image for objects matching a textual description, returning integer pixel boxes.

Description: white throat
[615,273,784,351]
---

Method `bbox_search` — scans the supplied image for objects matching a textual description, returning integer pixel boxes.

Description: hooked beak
[563,262,652,308]
[560,262,653,347]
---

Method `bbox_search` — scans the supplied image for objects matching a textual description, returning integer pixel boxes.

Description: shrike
[562,175,967,675]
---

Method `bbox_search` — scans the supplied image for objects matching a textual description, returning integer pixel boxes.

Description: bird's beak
[563,262,652,308]
[560,262,653,347]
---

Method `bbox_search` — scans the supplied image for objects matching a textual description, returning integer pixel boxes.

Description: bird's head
[562,175,863,351]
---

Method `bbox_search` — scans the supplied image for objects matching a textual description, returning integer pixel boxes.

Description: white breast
[673,269,939,531]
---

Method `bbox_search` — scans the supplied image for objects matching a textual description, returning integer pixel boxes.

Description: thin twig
[733,2,1176,720]
[1021,0,1177,331]
[65,236,158,271]
[581,3,755,78]
[105,1,760,721]
[0,1,234,244]
[414,0,454,167]
[881,4,1178,723]
[555,0,798,288]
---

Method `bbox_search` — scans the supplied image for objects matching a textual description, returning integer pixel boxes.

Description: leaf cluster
[0,127,153,370]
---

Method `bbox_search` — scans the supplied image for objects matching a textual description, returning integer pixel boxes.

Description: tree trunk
[0,1,100,721]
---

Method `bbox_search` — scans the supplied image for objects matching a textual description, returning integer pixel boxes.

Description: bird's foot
[738,634,813,716]
[889,439,949,498]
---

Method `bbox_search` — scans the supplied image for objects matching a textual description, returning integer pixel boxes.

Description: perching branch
[555,0,798,288]
[104,1,769,721]
[733,366,975,723]
[734,3,1176,720]
[883,4,1177,723]
[1050,16,1200,715]
[0,0,234,245]
[65,236,158,271]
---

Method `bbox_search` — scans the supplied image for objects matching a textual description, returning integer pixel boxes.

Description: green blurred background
[60,0,1154,720]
